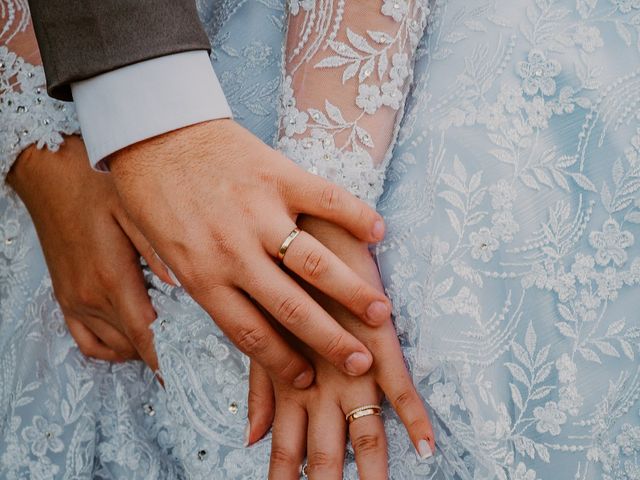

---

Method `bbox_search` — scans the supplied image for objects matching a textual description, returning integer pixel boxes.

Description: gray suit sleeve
[27,0,211,100]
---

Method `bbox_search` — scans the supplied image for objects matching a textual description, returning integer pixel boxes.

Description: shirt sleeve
[70,50,232,170]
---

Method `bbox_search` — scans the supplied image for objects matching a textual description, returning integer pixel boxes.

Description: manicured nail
[418,439,433,460]
[366,300,390,324]
[344,352,370,375]
[372,220,385,241]
[293,370,314,389]
[167,267,181,287]
[243,421,251,447]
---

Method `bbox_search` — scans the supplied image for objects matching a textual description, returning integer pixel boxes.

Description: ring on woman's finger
[301,462,308,478]
[277,227,302,262]
[345,404,382,425]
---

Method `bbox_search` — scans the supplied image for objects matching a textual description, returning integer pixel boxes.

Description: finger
[111,264,160,372]
[66,317,125,362]
[343,393,388,479]
[202,285,315,389]
[268,394,307,480]
[306,396,346,479]
[116,209,177,286]
[274,228,391,326]
[285,170,385,243]
[247,362,275,446]
[240,258,373,377]
[81,314,141,360]
[374,325,435,460]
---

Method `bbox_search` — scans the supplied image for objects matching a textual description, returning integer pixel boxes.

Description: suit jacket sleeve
[27,0,211,100]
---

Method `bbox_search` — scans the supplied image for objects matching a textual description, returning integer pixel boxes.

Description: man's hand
[109,119,392,388]
[7,136,174,369]
[246,216,435,479]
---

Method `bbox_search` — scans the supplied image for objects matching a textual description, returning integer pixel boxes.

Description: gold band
[277,228,301,261]
[345,404,382,425]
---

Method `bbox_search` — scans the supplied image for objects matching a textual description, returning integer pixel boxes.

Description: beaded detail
[0,46,79,194]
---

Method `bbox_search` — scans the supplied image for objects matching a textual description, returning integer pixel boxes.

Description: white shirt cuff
[71,50,231,170]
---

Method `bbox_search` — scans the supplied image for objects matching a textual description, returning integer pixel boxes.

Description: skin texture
[7,135,174,369]
[246,217,436,480]
[108,119,393,387]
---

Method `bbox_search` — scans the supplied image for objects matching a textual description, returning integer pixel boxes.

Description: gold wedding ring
[277,227,301,261]
[345,404,382,425]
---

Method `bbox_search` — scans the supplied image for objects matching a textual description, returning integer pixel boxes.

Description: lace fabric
[277,0,429,205]
[0,9,79,196]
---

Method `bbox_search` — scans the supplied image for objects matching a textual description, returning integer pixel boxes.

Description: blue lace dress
[1,0,640,479]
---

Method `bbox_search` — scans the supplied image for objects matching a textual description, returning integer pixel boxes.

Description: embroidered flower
[491,210,519,242]
[429,382,460,415]
[558,384,583,416]
[389,53,410,82]
[497,84,525,113]
[478,102,507,130]
[0,216,19,258]
[289,0,315,15]
[21,416,64,456]
[381,0,409,22]
[576,289,600,322]
[242,42,272,68]
[438,287,481,320]
[589,218,634,266]
[489,179,518,210]
[610,0,640,13]
[513,462,538,480]
[555,353,577,384]
[573,25,603,52]
[533,401,567,436]
[356,84,383,114]
[571,253,596,284]
[552,269,577,302]
[381,81,403,109]
[470,228,499,262]
[525,96,553,129]
[616,423,640,455]
[596,267,624,301]
[283,106,309,137]
[517,49,561,96]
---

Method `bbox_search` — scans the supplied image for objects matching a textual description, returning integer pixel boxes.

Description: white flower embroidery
[429,382,460,415]
[283,106,309,137]
[381,0,408,22]
[558,384,583,416]
[356,84,383,114]
[589,218,634,266]
[571,253,596,284]
[390,53,410,82]
[21,416,64,457]
[489,179,518,210]
[497,84,525,113]
[555,353,577,384]
[533,401,567,436]
[573,25,603,52]
[470,228,499,262]
[289,0,315,15]
[513,462,538,480]
[525,96,553,129]
[381,81,403,109]
[596,267,624,301]
[610,0,640,13]
[516,49,561,96]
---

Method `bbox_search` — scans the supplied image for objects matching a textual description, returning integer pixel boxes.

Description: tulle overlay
[1,0,640,479]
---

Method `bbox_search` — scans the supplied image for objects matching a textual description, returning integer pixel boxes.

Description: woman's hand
[6,136,175,368]
[245,217,436,479]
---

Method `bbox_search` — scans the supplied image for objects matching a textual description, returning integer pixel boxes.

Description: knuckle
[324,332,348,361]
[275,296,309,328]
[392,389,415,411]
[235,327,269,356]
[319,185,341,212]
[352,434,382,455]
[307,451,339,471]
[270,446,297,467]
[302,249,328,280]
[126,326,151,349]
[348,284,367,309]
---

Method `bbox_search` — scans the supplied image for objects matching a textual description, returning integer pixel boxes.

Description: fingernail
[293,370,314,389]
[344,352,370,376]
[167,267,181,287]
[418,439,433,460]
[366,300,390,324]
[372,220,385,241]
[243,421,251,447]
